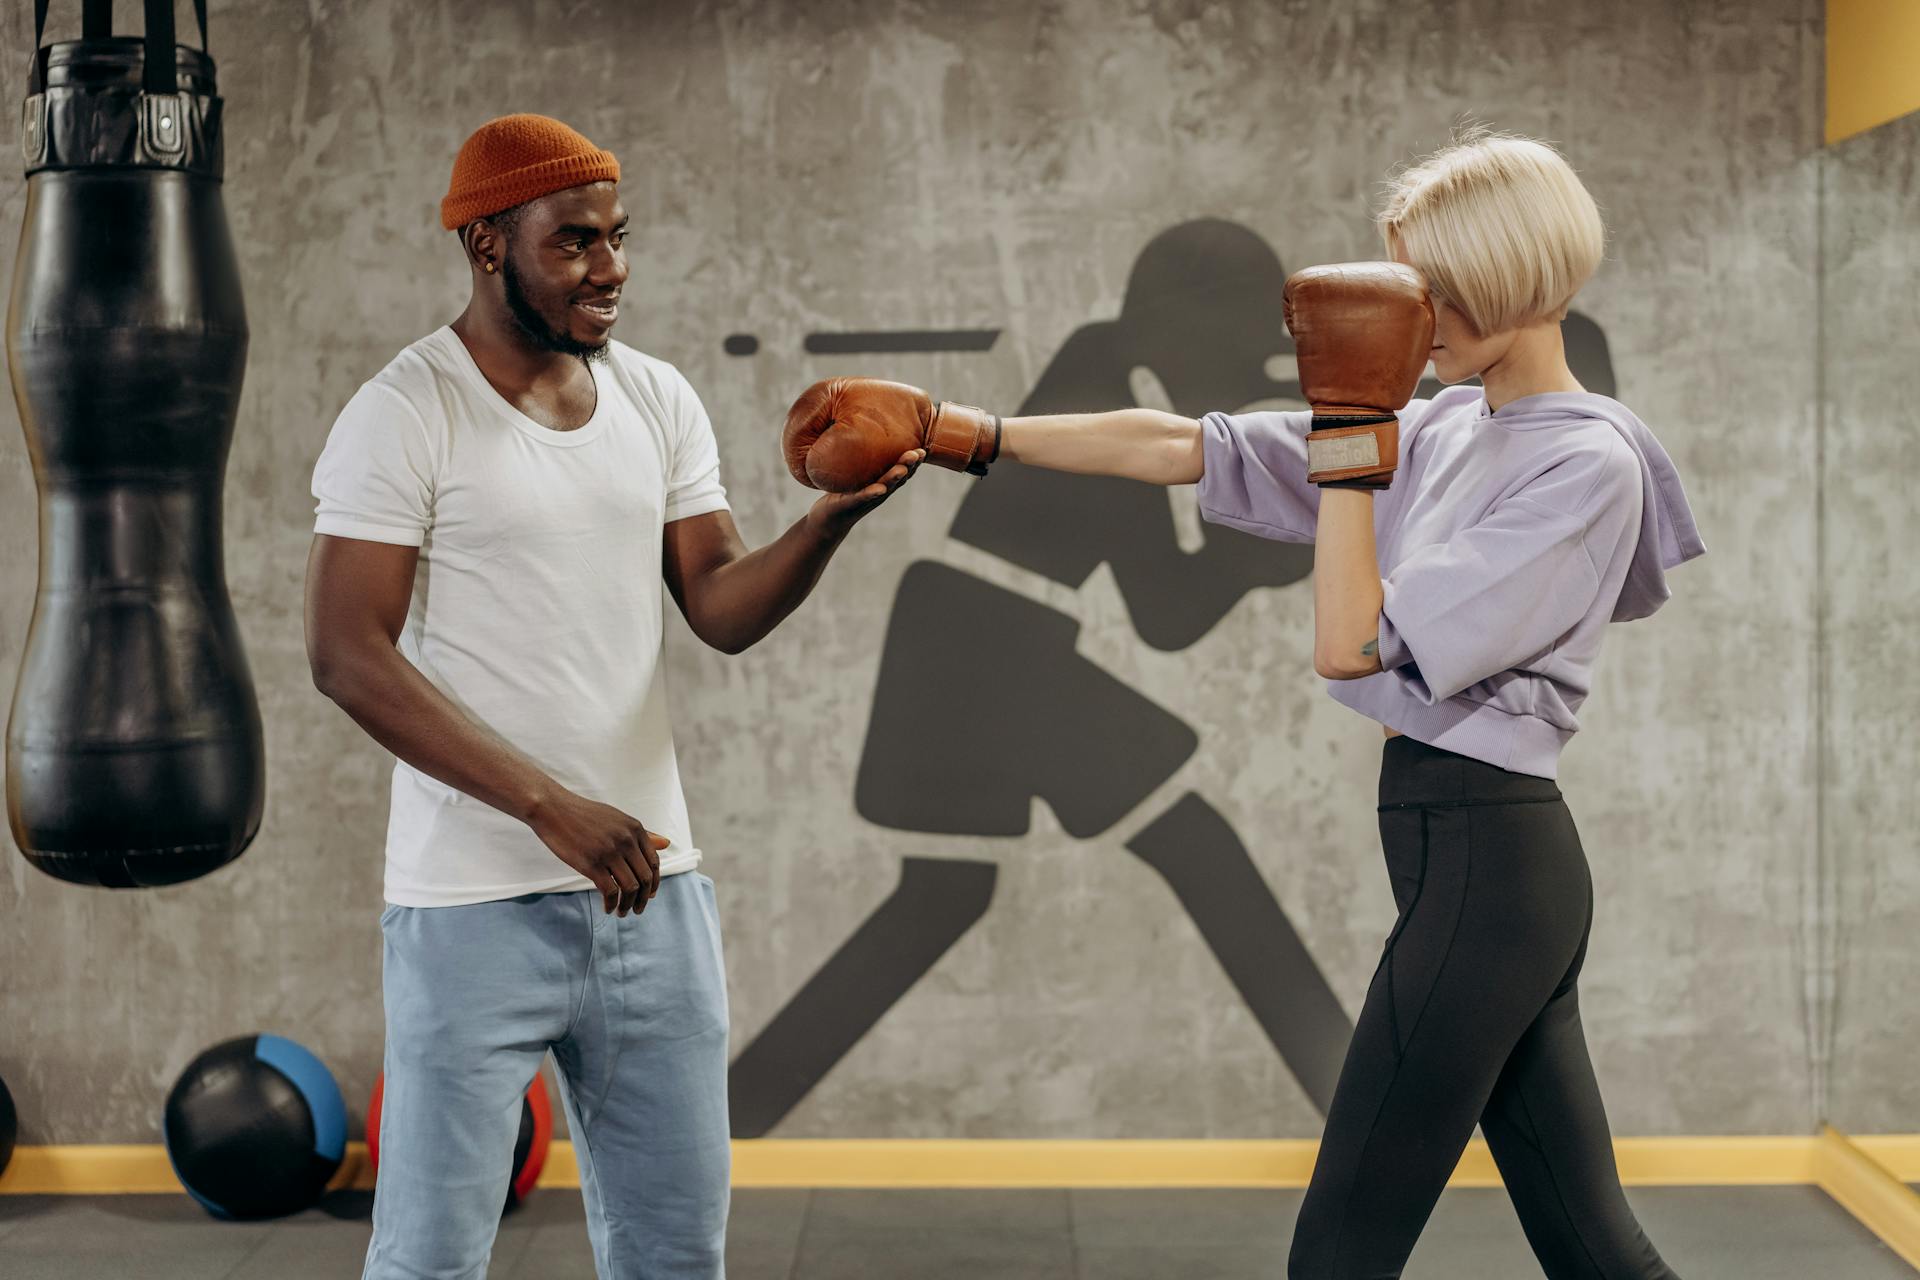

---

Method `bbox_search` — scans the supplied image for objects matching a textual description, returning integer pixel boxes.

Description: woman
[1054,130,1700,1278]
[787,128,1703,1277]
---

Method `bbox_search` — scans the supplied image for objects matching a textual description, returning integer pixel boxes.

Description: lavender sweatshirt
[1196,386,1706,778]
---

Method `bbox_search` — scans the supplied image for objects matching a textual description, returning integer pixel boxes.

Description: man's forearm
[317,648,559,823]
[1312,488,1386,680]
[684,512,848,655]
[1001,409,1203,484]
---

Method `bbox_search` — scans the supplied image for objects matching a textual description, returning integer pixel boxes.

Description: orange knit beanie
[440,114,621,230]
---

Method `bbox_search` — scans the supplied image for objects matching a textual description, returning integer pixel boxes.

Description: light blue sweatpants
[364,875,731,1280]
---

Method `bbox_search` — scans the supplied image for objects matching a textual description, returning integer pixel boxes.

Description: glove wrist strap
[925,400,1000,476]
[1306,416,1398,487]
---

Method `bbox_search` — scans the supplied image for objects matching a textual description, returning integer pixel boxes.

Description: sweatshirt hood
[1481,391,1707,622]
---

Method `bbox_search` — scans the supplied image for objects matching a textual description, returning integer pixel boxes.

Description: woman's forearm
[1000,409,1203,485]
[1312,488,1387,679]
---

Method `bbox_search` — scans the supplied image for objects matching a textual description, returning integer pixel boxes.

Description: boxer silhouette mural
[728,219,1617,1136]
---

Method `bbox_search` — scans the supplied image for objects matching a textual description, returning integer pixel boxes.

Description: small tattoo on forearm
[1360,640,1378,658]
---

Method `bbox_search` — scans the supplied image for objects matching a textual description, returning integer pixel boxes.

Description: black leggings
[1289,737,1679,1279]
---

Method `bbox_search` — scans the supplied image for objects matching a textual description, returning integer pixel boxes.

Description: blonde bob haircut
[1377,128,1605,337]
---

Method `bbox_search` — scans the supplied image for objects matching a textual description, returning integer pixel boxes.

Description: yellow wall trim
[726,1136,1829,1189]
[1854,1133,1920,1182]
[1813,1127,1920,1271]
[0,1134,1891,1195]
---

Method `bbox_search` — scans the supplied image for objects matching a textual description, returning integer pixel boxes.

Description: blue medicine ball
[163,1034,346,1219]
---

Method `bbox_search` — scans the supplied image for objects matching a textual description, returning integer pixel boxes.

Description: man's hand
[805,448,923,539]
[527,789,668,916]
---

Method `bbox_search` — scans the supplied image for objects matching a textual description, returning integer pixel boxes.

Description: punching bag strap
[29,0,50,96]
[141,0,177,94]
[28,0,211,94]
[139,0,211,94]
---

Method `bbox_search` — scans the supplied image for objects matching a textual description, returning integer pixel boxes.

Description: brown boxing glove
[1282,263,1435,489]
[782,378,1000,493]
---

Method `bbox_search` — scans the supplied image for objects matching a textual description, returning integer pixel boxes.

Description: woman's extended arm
[999,409,1203,485]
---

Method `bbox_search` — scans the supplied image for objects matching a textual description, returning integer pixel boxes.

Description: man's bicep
[660,508,747,610]
[305,534,420,665]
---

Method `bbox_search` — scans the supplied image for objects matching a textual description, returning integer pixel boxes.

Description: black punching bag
[5,0,262,888]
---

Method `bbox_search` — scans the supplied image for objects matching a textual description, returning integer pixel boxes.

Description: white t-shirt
[311,326,730,906]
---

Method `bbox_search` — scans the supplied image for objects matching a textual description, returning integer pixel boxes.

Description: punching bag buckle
[20,94,44,168]
[143,92,187,159]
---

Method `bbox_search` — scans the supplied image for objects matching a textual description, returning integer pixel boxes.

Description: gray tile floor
[0,1185,1912,1278]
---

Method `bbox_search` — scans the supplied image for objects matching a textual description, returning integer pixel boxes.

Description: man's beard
[501,254,610,363]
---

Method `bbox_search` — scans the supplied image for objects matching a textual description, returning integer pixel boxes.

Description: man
[304,114,918,1280]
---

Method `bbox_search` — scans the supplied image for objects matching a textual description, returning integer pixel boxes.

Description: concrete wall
[0,0,1879,1146]
[1822,106,1920,1135]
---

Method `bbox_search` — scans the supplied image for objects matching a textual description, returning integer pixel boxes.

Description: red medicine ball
[367,1071,553,1210]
